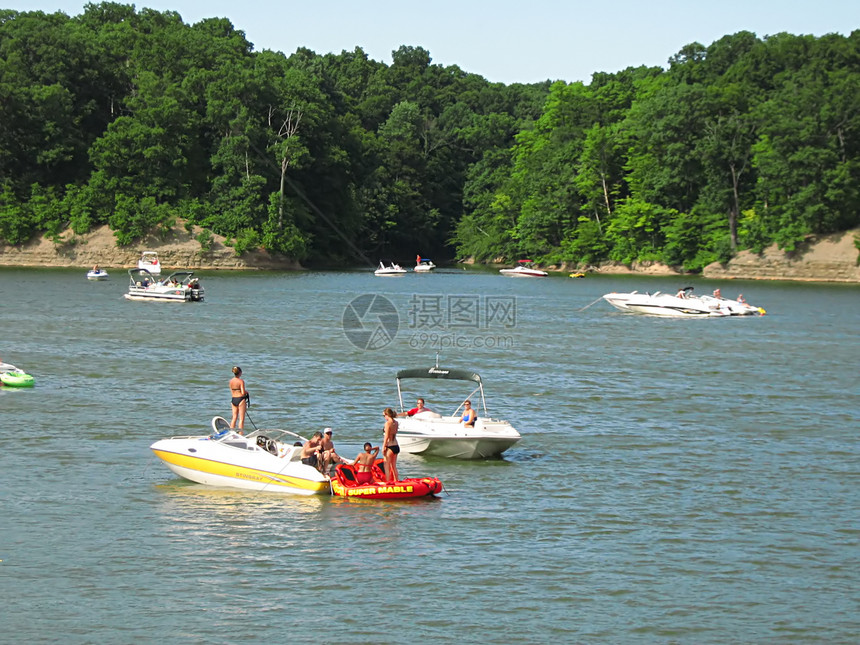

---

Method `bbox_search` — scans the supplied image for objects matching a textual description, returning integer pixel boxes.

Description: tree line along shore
[1,6,859,277]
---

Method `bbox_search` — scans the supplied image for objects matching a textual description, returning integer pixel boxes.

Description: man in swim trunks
[353,442,380,485]
[319,428,350,475]
[301,432,324,471]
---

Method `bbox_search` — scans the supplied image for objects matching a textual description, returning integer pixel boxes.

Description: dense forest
[1,4,858,269]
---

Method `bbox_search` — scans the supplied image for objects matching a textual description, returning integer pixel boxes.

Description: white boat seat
[414,410,442,419]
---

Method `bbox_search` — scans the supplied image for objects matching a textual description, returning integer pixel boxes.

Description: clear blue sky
[7,0,860,84]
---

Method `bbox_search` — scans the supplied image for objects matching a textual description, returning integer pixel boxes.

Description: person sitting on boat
[399,398,431,417]
[675,288,687,299]
[320,428,349,473]
[737,294,747,303]
[461,400,477,427]
[92,264,100,273]
[301,432,325,472]
[353,442,380,484]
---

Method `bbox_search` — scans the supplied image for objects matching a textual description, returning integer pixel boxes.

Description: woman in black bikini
[229,366,249,432]
[382,407,400,482]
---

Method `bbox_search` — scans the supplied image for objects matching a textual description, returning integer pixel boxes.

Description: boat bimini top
[396,361,488,418]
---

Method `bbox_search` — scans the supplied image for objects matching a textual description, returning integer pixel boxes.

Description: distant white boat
[500,260,547,277]
[414,258,436,272]
[138,251,161,276]
[375,261,407,276]
[86,268,109,280]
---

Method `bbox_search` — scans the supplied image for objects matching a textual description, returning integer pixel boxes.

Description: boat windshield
[244,428,308,444]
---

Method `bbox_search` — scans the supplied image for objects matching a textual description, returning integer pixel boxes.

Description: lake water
[1,267,858,643]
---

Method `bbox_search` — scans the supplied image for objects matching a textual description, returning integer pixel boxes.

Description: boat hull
[396,417,521,459]
[624,300,726,317]
[86,271,109,280]
[124,291,190,302]
[151,438,331,495]
[499,268,547,277]
[398,434,520,459]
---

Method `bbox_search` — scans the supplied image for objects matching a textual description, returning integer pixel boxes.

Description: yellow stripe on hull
[152,449,330,494]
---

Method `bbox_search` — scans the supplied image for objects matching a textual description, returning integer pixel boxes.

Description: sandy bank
[0,224,300,271]
[2,225,858,282]
[702,229,860,283]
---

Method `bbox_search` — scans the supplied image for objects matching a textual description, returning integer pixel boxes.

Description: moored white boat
[150,416,332,495]
[138,251,162,275]
[375,261,407,276]
[123,269,204,302]
[500,260,548,277]
[414,258,436,272]
[603,287,764,317]
[393,361,521,459]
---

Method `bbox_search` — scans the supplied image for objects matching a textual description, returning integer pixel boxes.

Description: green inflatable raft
[0,369,35,387]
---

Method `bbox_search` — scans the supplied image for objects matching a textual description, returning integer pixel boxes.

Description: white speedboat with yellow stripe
[150,417,331,495]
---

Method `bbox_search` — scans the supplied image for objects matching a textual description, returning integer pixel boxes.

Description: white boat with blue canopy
[394,361,521,459]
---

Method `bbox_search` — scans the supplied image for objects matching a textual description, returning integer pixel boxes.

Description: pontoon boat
[123,269,204,302]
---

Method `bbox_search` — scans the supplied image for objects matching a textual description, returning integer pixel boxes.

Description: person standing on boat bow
[228,366,250,432]
[382,407,400,482]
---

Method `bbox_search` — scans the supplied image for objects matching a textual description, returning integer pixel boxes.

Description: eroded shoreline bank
[1,225,858,282]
